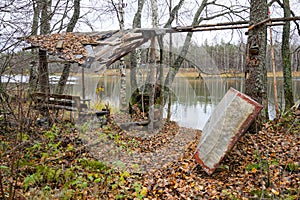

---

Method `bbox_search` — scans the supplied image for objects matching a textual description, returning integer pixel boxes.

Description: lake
[2,73,299,130]
[72,74,300,130]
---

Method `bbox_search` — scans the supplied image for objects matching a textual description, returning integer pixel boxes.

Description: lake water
[2,73,299,130]
[72,74,300,130]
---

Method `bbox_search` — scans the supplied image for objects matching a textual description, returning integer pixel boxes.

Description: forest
[0,0,300,199]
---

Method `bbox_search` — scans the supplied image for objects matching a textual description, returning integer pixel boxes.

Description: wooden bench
[0,109,11,131]
[32,92,89,113]
[32,93,111,126]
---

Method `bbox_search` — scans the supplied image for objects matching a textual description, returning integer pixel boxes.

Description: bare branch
[111,0,122,29]
[274,0,300,36]
[163,0,185,28]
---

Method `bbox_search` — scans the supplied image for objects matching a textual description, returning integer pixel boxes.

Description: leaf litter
[0,109,299,199]
[80,110,299,199]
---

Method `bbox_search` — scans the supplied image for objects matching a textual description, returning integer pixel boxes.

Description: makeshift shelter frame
[21,16,300,99]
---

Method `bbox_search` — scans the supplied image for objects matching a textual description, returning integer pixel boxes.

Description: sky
[75,0,251,45]
[76,0,300,46]
[1,0,299,53]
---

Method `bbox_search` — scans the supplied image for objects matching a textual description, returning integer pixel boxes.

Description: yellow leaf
[271,188,279,195]
[251,168,258,173]
[140,187,147,196]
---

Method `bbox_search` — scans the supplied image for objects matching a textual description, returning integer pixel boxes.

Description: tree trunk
[129,0,184,121]
[28,0,41,96]
[164,0,208,89]
[132,0,144,27]
[148,37,156,131]
[161,0,185,122]
[167,27,172,122]
[38,49,50,94]
[281,0,294,110]
[28,61,39,96]
[148,0,158,132]
[158,35,164,124]
[296,51,300,72]
[117,0,127,111]
[55,63,71,94]
[244,0,268,128]
[270,25,279,118]
[152,0,208,118]
[163,0,185,28]
[120,60,127,111]
[118,0,125,30]
[56,0,80,94]
[31,0,40,36]
[66,0,80,32]
[38,0,52,95]
[40,0,51,35]
[164,31,192,87]
[130,0,145,94]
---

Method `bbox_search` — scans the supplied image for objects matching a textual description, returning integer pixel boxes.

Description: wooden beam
[172,22,284,32]
[105,38,149,67]
[168,16,300,33]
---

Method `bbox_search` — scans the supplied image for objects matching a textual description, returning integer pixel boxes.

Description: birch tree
[130,0,145,92]
[148,0,159,131]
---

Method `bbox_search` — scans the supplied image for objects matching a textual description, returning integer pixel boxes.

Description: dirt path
[79,114,201,173]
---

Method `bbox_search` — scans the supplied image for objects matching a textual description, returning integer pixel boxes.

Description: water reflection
[72,74,299,130]
[3,72,298,129]
[3,73,298,130]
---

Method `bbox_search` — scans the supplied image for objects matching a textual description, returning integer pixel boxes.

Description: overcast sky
[76,0,299,45]
[0,0,299,52]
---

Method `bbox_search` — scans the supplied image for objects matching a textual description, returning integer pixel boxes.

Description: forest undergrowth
[0,106,299,199]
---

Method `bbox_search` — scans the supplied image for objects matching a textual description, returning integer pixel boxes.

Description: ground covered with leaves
[0,109,299,199]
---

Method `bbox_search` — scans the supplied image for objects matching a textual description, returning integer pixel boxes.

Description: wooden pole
[166,0,172,122]
[148,37,156,131]
[81,67,85,100]
[269,13,280,118]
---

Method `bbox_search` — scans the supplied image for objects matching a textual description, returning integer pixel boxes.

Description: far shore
[71,68,300,78]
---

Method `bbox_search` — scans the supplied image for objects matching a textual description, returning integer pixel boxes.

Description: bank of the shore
[73,68,300,78]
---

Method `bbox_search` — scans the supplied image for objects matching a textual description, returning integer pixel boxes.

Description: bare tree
[164,0,209,88]
[164,0,248,88]
[28,0,41,96]
[38,0,52,95]
[281,0,294,110]
[56,0,81,94]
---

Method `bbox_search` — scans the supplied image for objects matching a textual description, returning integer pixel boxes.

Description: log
[118,121,149,130]
[95,110,110,117]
